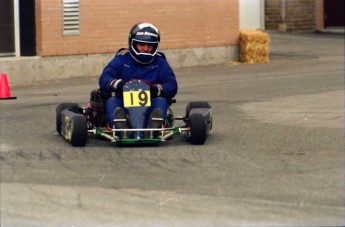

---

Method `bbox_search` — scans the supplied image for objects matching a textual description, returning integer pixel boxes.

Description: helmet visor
[131,39,159,56]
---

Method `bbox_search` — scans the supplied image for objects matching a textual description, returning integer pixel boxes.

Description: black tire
[70,115,87,147]
[56,103,79,134]
[186,101,211,119]
[189,113,207,145]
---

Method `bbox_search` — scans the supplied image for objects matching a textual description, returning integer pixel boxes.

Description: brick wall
[265,0,315,32]
[265,0,281,30]
[35,0,239,56]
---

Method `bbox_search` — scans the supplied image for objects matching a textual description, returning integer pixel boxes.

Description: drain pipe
[279,0,287,32]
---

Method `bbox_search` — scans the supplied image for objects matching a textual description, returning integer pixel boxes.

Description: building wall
[265,0,315,32]
[314,0,324,31]
[35,0,239,56]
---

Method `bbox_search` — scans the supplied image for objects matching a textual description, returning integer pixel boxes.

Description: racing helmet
[128,22,160,64]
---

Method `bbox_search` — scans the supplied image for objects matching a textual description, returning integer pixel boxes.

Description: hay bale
[240,30,270,64]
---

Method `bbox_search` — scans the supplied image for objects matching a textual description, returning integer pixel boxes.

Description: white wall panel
[240,0,265,29]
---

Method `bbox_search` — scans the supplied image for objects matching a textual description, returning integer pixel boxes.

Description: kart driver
[99,22,178,138]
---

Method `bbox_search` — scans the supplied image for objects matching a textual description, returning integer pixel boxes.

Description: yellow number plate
[123,90,151,107]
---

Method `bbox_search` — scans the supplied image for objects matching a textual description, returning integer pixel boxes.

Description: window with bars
[62,0,80,36]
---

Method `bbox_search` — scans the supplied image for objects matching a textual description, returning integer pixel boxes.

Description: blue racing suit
[99,49,178,127]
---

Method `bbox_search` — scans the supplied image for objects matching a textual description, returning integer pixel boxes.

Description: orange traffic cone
[0,73,17,100]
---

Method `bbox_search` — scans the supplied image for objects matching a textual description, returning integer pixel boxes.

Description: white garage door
[240,0,265,29]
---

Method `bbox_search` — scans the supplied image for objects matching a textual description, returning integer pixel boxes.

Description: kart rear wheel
[56,103,79,134]
[189,113,207,145]
[186,101,211,118]
[70,115,87,147]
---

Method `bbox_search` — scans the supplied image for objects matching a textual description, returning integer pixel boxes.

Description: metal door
[0,0,15,56]
[324,0,345,27]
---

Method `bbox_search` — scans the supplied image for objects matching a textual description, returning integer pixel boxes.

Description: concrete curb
[0,46,239,86]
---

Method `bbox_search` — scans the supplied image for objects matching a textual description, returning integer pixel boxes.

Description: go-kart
[56,79,212,147]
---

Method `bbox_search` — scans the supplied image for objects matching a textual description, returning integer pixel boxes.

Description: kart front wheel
[186,101,211,119]
[189,113,207,145]
[56,103,79,134]
[70,115,87,147]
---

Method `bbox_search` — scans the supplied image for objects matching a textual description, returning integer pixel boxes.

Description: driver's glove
[150,84,163,98]
[110,79,125,92]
